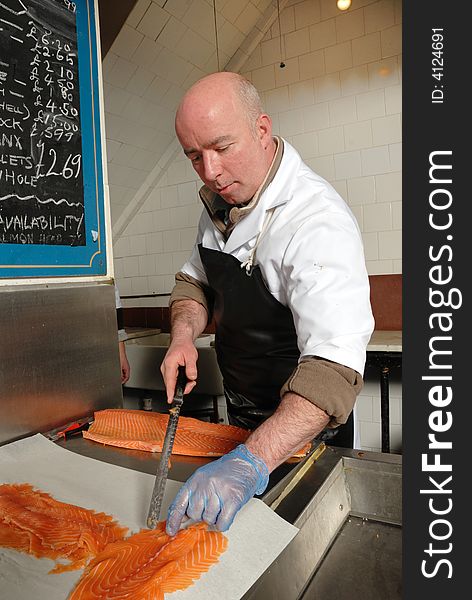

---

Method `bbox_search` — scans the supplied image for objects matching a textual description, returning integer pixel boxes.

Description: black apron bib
[199,244,299,429]
[198,244,354,446]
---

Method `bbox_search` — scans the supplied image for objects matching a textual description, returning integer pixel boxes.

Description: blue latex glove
[166,444,269,536]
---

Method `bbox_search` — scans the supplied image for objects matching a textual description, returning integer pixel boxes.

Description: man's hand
[160,339,198,402]
[161,299,208,402]
[119,341,130,384]
[166,444,269,536]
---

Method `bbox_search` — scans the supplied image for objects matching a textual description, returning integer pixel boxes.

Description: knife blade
[147,365,187,529]
[45,416,93,442]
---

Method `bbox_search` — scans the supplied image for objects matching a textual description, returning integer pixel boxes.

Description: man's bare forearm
[244,392,330,472]
[170,299,208,343]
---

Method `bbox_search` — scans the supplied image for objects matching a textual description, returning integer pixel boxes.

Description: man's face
[176,97,272,205]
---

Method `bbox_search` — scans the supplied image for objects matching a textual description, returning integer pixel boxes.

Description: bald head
[176,72,264,137]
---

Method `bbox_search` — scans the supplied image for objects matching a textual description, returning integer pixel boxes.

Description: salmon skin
[0,483,128,573]
[69,521,228,600]
[83,409,310,459]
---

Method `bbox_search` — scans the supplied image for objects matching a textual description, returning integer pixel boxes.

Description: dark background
[403,2,467,596]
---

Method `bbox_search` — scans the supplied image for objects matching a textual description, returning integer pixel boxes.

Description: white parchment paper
[0,434,298,600]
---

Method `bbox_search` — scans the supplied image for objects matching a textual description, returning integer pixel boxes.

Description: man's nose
[202,153,222,182]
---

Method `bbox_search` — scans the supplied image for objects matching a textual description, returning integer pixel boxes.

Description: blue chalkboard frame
[0,0,108,278]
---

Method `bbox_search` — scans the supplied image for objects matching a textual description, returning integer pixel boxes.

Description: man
[161,72,374,536]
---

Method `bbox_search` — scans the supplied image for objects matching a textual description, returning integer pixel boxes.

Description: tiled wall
[111,0,403,453]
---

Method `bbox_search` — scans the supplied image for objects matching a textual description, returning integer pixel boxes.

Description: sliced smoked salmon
[0,483,128,573]
[83,409,310,459]
[69,521,228,600]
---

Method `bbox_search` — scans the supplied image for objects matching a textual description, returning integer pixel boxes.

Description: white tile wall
[302,102,330,129]
[299,50,325,80]
[309,19,337,51]
[344,120,373,150]
[294,0,321,29]
[347,175,376,205]
[352,32,382,66]
[291,131,319,158]
[112,25,144,59]
[285,27,311,59]
[325,41,353,73]
[361,145,391,175]
[340,64,369,96]
[314,73,341,102]
[136,2,170,40]
[381,24,402,58]
[356,88,386,120]
[289,80,315,108]
[364,202,392,232]
[112,0,402,454]
[329,95,357,125]
[336,9,365,42]
[364,0,396,33]
[334,150,362,179]
[127,0,152,28]
[318,126,344,155]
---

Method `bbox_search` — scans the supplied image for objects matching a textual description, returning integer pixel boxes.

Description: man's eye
[190,156,201,163]
[217,146,229,152]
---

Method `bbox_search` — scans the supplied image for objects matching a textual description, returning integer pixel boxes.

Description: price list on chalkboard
[0,0,107,277]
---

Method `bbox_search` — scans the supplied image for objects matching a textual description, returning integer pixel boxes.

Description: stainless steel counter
[56,436,402,600]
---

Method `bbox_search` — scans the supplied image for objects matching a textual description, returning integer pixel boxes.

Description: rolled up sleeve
[280,356,364,427]
[170,271,211,315]
[169,211,217,320]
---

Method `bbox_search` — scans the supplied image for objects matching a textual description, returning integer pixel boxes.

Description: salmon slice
[83,409,310,459]
[0,483,128,573]
[69,522,228,600]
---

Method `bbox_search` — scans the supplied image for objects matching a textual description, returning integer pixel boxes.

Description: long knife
[147,365,187,529]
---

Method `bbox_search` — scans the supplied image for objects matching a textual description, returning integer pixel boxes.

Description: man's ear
[256,114,272,144]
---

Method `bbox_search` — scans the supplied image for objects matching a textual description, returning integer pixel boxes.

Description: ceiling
[96,0,288,236]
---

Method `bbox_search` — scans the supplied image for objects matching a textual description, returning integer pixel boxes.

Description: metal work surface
[0,284,122,446]
[303,516,401,599]
[54,437,402,600]
[244,447,402,600]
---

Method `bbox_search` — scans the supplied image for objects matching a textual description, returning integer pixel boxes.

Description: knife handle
[174,366,187,402]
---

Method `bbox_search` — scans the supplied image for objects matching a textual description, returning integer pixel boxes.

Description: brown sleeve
[169,271,212,316]
[280,356,364,428]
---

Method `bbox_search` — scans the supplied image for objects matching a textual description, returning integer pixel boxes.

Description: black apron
[199,244,298,429]
[198,244,354,445]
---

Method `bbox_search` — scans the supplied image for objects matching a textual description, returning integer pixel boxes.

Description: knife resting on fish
[147,365,187,529]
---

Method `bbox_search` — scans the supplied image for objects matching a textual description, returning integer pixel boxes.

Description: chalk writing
[0,0,84,246]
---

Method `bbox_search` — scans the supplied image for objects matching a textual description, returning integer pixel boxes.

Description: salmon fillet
[0,483,128,573]
[83,409,310,458]
[69,522,228,600]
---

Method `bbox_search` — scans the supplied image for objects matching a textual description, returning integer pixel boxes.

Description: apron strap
[240,207,277,275]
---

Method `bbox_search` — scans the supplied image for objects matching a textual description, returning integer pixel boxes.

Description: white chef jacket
[180,140,374,376]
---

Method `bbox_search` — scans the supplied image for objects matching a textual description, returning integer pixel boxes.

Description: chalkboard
[0,0,108,277]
